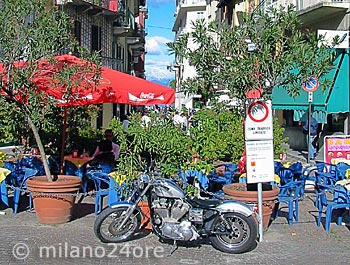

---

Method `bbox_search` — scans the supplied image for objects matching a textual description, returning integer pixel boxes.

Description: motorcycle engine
[152,198,199,241]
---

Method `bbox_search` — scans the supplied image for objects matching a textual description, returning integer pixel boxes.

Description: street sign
[302,76,319,92]
[308,92,313,103]
[245,100,273,140]
[246,140,275,184]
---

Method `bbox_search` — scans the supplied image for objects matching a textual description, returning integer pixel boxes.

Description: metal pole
[258,182,263,242]
[308,92,312,163]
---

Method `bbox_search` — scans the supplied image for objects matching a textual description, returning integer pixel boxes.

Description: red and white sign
[245,100,273,140]
[302,76,319,93]
[246,140,275,184]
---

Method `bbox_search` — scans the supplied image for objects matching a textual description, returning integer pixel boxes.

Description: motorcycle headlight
[137,173,149,190]
[140,173,149,183]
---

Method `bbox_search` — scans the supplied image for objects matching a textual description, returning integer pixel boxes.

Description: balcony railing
[297,0,350,10]
[175,0,206,17]
[263,0,350,12]
[113,8,135,31]
[56,0,126,13]
[178,0,206,8]
[100,57,124,72]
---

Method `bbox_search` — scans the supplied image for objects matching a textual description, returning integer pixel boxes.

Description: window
[196,11,204,20]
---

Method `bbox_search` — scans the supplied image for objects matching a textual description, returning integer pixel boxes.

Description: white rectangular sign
[246,140,275,184]
[245,100,273,141]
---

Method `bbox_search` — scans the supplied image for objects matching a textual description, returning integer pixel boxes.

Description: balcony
[262,0,350,29]
[263,0,350,12]
[174,0,206,17]
[296,0,350,11]
[113,8,135,36]
[174,26,187,40]
[56,0,117,16]
[174,0,206,29]
[100,57,124,72]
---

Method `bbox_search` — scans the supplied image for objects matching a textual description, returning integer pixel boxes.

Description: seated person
[93,129,120,160]
[89,140,116,169]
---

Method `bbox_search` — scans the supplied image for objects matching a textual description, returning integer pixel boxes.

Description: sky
[144,0,176,82]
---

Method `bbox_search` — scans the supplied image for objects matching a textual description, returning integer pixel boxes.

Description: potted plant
[0,0,99,224]
[223,183,280,230]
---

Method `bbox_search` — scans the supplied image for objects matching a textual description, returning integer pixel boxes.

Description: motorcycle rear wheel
[210,212,257,253]
[94,206,141,243]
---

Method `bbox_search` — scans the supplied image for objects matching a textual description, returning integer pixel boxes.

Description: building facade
[172,0,246,110]
[56,0,148,128]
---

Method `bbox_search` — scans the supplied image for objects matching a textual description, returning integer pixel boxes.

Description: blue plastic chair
[5,167,37,213]
[19,156,45,176]
[301,162,337,194]
[63,160,89,192]
[0,179,9,207]
[316,184,350,232]
[207,164,238,193]
[275,180,303,225]
[274,161,284,174]
[88,171,120,215]
[335,162,350,180]
[289,162,303,180]
[276,167,295,186]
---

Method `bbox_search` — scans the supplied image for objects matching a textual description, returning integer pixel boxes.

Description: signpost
[245,99,274,242]
[302,76,319,163]
[245,100,273,141]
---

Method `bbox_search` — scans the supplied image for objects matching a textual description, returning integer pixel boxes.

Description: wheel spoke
[215,215,250,246]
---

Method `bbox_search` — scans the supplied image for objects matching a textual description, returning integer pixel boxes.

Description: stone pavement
[1,188,350,265]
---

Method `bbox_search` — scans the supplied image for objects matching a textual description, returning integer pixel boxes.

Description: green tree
[168,5,336,105]
[0,0,99,181]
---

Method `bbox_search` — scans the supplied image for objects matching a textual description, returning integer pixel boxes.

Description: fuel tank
[153,178,186,198]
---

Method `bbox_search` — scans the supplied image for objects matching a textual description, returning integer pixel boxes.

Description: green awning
[272,49,350,123]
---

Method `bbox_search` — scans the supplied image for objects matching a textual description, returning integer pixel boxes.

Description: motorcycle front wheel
[94,206,141,243]
[209,212,257,254]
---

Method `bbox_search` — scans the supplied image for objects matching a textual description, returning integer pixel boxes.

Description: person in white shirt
[141,110,151,128]
[173,111,183,126]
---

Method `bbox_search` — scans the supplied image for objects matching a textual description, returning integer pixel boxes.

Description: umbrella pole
[60,106,68,174]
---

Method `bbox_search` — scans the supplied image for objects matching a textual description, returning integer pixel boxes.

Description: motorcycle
[94,171,258,254]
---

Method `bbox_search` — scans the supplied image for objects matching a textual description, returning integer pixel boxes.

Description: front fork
[116,182,152,230]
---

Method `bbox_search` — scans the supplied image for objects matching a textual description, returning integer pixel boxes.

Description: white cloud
[145,59,174,80]
[151,36,172,44]
[146,38,161,55]
[145,37,174,80]
[145,36,172,55]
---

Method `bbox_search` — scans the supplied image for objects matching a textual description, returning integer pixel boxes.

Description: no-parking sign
[245,100,273,141]
[302,76,319,93]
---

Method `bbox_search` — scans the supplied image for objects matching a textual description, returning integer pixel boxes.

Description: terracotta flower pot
[26,175,82,225]
[137,201,152,230]
[223,183,280,230]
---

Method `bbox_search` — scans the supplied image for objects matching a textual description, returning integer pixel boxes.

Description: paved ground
[1,147,350,264]
[1,187,350,265]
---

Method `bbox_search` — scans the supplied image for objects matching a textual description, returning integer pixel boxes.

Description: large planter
[26,175,82,225]
[223,183,280,230]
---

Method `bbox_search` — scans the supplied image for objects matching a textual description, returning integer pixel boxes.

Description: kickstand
[167,240,178,256]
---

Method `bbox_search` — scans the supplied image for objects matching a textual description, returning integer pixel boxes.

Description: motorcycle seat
[190,198,222,208]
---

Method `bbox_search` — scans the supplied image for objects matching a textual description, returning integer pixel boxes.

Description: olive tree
[168,5,337,106]
[0,0,98,181]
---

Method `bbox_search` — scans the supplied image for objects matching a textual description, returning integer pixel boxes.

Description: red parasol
[0,54,175,172]
[33,54,175,106]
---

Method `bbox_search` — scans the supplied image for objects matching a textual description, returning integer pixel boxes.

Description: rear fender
[214,200,254,217]
[203,200,255,232]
